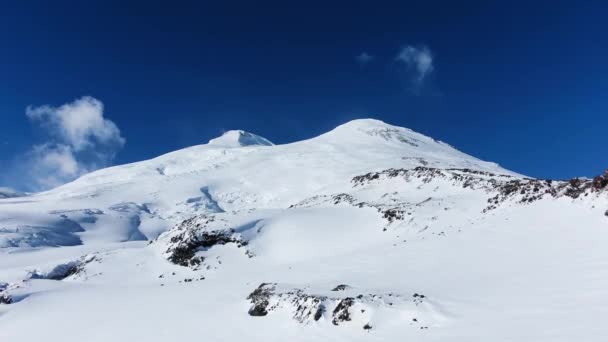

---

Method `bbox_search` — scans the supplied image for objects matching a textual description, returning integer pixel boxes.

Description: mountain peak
[337,118,390,127]
[322,118,434,145]
[330,118,414,136]
[208,130,274,148]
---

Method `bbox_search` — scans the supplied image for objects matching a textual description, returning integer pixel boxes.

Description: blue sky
[1,1,607,191]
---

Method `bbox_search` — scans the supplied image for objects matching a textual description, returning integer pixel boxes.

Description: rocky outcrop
[161,215,251,268]
[246,283,436,330]
[592,169,608,191]
[353,167,607,213]
[26,254,98,281]
[331,297,355,325]
[352,167,511,188]
[0,293,12,304]
[247,283,326,322]
[0,282,11,304]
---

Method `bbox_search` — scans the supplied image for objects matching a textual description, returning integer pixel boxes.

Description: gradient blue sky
[1,1,607,190]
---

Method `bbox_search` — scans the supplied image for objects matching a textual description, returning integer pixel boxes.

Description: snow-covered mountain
[1,119,607,342]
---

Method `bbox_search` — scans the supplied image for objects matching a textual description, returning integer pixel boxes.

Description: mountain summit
[1,119,607,342]
[208,130,274,147]
[0,118,513,247]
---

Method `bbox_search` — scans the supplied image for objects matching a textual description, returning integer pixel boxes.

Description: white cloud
[355,52,374,65]
[26,144,85,189]
[395,45,434,84]
[26,96,124,151]
[17,96,125,191]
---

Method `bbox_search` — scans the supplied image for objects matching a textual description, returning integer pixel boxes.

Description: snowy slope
[1,119,607,342]
[0,119,513,248]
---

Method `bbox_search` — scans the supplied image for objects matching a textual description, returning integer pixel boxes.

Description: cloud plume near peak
[14,96,125,191]
[26,96,124,151]
[395,45,434,84]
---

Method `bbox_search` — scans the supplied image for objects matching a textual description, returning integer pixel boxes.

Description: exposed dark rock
[248,304,268,317]
[47,263,80,280]
[412,293,426,305]
[332,297,355,325]
[332,284,351,291]
[293,295,325,323]
[167,229,244,267]
[247,283,329,323]
[28,256,97,281]
[352,167,607,214]
[0,283,13,305]
[167,243,198,267]
[332,193,356,205]
[0,293,12,304]
[569,178,581,188]
[161,214,253,268]
[246,283,275,316]
[593,175,608,190]
[291,193,408,225]
[382,208,405,222]
[313,305,325,321]
[246,283,431,329]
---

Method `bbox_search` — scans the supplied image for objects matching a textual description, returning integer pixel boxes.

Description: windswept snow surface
[1,119,607,341]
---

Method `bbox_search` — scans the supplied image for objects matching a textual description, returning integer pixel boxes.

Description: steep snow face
[208,130,274,147]
[2,118,606,342]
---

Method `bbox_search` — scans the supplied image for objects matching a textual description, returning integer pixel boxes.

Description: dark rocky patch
[0,293,12,304]
[247,283,328,323]
[592,170,608,191]
[28,255,97,281]
[382,208,405,223]
[246,283,275,316]
[332,193,356,205]
[332,297,355,325]
[246,283,427,330]
[293,295,325,323]
[0,282,12,304]
[161,214,253,269]
[332,284,351,291]
[353,167,608,214]
[412,293,426,305]
[167,230,242,267]
[46,263,81,280]
[291,193,409,226]
[313,304,325,321]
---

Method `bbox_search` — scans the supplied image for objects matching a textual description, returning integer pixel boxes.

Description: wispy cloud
[25,143,83,189]
[395,45,434,85]
[355,52,374,65]
[26,96,124,151]
[16,96,125,191]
